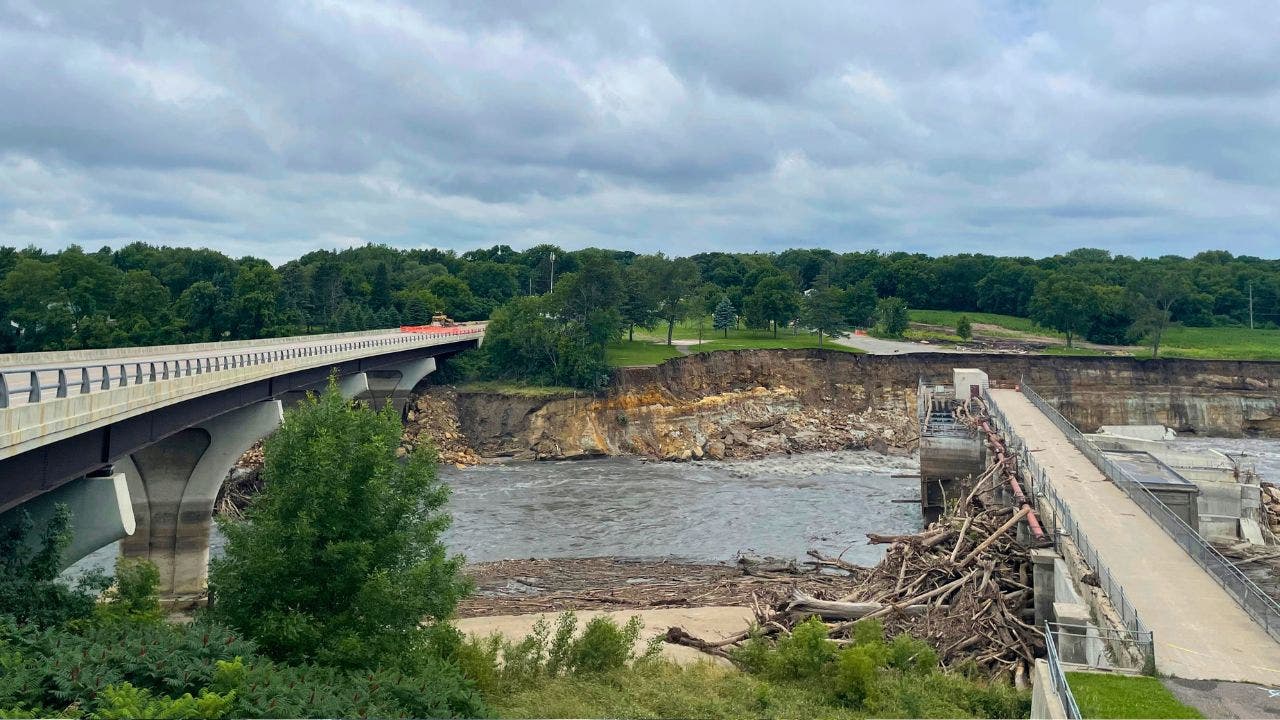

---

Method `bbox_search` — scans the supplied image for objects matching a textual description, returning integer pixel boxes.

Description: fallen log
[787,591,934,619]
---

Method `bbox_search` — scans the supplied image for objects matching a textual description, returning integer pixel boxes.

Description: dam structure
[0,324,484,602]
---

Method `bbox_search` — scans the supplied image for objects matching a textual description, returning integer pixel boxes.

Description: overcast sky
[2,1,1278,262]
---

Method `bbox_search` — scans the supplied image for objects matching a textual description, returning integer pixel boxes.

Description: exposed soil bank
[451,351,1280,462]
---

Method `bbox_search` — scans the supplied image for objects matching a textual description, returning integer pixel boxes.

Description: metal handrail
[0,326,483,409]
[1043,621,1083,720]
[1019,380,1280,642]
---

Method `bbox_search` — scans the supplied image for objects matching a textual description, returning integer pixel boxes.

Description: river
[69,449,923,577]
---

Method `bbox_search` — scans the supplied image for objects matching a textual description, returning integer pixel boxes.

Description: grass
[1039,346,1113,356]
[904,328,966,344]
[908,309,1063,338]
[1065,672,1202,719]
[456,380,581,397]
[493,661,865,720]
[631,319,863,354]
[691,331,862,354]
[1132,325,1280,361]
[606,340,683,367]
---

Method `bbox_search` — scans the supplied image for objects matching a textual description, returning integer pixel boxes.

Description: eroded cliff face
[452,351,1280,462]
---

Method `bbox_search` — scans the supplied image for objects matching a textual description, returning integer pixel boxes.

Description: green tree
[747,275,800,338]
[874,297,910,338]
[712,297,736,337]
[801,286,847,347]
[209,382,469,669]
[620,256,662,341]
[1130,270,1191,358]
[655,257,701,345]
[231,264,281,338]
[841,279,878,328]
[956,315,972,340]
[1028,277,1097,347]
[369,263,392,310]
[426,274,478,320]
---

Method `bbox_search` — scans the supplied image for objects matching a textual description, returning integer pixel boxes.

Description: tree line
[3,242,1278,373]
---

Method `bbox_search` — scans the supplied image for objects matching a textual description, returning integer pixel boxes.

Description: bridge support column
[0,472,135,569]
[120,401,283,601]
[363,358,436,415]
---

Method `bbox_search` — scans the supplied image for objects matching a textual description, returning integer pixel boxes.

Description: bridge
[988,386,1280,685]
[0,324,483,600]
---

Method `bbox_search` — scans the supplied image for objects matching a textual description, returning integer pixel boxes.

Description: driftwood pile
[668,502,1041,684]
[1260,483,1280,538]
[667,401,1043,686]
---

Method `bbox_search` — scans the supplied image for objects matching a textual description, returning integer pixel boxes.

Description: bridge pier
[120,401,283,601]
[362,357,436,416]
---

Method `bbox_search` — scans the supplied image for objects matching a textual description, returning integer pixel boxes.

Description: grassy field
[691,330,862,354]
[1135,325,1280,361]
[1065,672,1202,719]
[908,309,1062,338]
[606,340,683,366]
[456,380,581,397]
[631,319,862,355]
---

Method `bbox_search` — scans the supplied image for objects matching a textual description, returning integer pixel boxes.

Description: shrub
[0,616,484,718]
[96,557,163,624]
[208,381,469,670]
[956,315,973,339]
[91,682,235,720]
[460,612,661,696]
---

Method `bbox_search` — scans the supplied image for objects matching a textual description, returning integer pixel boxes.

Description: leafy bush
[96,557,163,624]
[91,682,235,720]
[0,616,484,718]
[730,616,1027,717]
[209,381,470,670]
[0,505,110,628]
[460,612,661,697]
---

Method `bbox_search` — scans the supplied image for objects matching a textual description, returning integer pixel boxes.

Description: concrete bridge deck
[990,388,1280,684]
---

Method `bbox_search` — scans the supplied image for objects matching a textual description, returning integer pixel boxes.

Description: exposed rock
[453,349,1280,462]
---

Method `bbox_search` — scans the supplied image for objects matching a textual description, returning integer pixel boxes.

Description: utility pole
[1249,281,1255,330]
[549,252,556,292]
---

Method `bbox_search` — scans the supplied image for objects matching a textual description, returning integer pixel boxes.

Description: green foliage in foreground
[730,618,1026,718]
[458,611,662,699]
[209,382,469,670]
[0,615,482,718]
[0,505,110,629]
[1,553,481,718]
[466,613,1026,720]
[1065,672,1203,719]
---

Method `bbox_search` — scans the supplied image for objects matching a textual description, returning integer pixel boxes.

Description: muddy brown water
[69,450,923,577]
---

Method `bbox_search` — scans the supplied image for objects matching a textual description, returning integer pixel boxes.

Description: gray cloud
[0,0,1277,261]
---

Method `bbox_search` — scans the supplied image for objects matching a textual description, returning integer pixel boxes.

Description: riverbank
[450,351,1280,465]
[458,556,865,618]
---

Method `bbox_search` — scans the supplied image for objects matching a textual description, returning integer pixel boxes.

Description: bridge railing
[1042,621,1083,720]
[0,326,482,409]
[1018,381,1280,643]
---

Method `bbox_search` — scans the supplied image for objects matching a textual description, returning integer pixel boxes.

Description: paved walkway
[830,333,972,354]
[990,389,1280,684]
